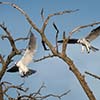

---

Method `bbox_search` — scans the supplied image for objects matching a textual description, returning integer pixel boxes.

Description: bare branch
[1,82,28,93]
[42,9,79,33]
[34,54,55,62]
[61,31,69,56]
[85,71,100,80]
[32,82,46,97]
[61,56,96,100]
[41,40,49,51]
[3,85,28,94]
[17,95,36,100]
[53,22,59,33]
[0,81,12,86]
[0,2,59,55]
[41,8,44,22]
[0,24,18,52]
[2,33,29,42]
[0,2,41,33]
[1,81,29,100]
[30,82,70,100]
[1,81,70,100]
[1,35,8,40]
[40,9,78,53]
[14,37,29,42]
[36,90,71,100]
[70,22,100,35]
[0,84,3,100]
[0,54,5,65]
[53,22,59,52]
[0,24,21,81]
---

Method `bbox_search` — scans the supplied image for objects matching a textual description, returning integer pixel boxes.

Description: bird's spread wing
[58,39,78,44]
[7,64,19,72]
[20,32,36,66]
[85,26,100,42]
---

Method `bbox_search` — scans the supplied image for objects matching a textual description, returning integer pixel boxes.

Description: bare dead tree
[0,1,100,100]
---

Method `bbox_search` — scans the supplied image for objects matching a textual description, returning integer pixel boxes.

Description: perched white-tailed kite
[58,26,100,53]
[7,32,37,77]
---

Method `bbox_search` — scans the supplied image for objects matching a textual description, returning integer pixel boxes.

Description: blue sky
[0,0,100,100]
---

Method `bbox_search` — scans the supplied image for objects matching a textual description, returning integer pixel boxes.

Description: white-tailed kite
[7,32,37,77]
[58,26,100,53]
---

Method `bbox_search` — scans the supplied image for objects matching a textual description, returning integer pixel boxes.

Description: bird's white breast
[17,60,29,74]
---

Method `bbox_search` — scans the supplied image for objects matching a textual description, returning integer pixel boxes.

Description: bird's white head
[77,38,91,53]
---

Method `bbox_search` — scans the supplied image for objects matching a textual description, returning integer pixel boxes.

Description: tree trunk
[63,56,96,100]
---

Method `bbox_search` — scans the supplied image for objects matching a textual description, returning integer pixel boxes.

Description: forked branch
[41,9,79,33]
[0,24,21,81]
[0,2,98,100]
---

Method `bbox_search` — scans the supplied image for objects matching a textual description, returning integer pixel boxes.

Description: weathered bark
[0,84,3,100]
[61,55,96,100]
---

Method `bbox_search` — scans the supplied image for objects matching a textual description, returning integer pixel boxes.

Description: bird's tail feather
[90,46,99,52]
[21,69,37,77]
[7,65,19,72]
[57,39,78,44]
[57,40,63,43]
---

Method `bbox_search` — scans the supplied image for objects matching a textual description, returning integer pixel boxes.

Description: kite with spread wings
[58,26,100,53]
[7,32,37,77]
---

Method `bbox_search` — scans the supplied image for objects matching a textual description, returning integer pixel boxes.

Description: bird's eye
[86,39,90,42]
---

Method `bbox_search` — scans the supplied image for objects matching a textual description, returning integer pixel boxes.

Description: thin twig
[41,8,44,22]
[0,81,12,86]
[14,37,29,42]
[0,24,18,52]
[34,54,54,62]
[32,82,46,97]
[70,22,100,35]
[0,2,41,33]
[85,71,100,80]
[0,54,5,65]
[53,22,59,52]
[37,90,71,100]
[41,40,49,51]
[17,95,36,100]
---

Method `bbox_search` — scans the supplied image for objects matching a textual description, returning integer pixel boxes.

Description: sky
[0,0,100,100]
